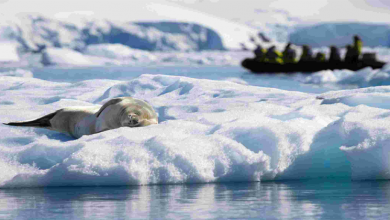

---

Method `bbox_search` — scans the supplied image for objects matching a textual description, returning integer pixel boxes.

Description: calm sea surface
[0,181,389,220]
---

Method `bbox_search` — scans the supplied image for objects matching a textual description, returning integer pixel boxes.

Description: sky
[1,0,390,24]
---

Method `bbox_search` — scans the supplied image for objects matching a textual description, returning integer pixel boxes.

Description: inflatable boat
[241,58,386,74]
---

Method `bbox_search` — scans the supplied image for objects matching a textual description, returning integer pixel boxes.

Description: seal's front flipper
[4,111,58,128]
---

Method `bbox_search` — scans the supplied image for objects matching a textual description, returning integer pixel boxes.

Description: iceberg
[0,13,240,53]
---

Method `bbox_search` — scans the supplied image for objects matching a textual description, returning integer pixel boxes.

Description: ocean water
[1,181,389,220]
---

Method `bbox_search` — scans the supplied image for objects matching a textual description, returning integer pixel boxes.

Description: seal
[3,97,158,138]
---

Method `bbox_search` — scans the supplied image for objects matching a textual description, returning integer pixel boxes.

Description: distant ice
[0,13,245,53]
[36,46,250,67]
[290,23,390,47]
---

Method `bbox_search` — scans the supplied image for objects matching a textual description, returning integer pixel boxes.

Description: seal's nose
[132,117,139,125]
[128,115,139,125]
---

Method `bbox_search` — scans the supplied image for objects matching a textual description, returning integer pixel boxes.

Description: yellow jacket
[354,39,363,54]
[266,47,283,64]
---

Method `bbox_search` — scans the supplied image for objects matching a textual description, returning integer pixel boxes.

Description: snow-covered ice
[1,65,390,188]
[0,41,19,63]
[84,44,157,61]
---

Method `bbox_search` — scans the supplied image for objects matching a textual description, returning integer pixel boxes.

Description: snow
[1,64,390,188]
[84,44,157,62]
[0,41,19,62]
[297,67,390,88]
[41,48,95,66]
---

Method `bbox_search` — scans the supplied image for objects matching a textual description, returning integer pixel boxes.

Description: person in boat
[352,35,363,62]
[299,45,313,62]
[344,45,355,63]
[315,52,326,62]
[265,46,283,64]
[253,45,266,61]
[329,46,341,63]
[282,43,297,63]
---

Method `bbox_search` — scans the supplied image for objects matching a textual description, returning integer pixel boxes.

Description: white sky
[1,0,390,24]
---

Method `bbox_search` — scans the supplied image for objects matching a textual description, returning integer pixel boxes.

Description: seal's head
[95,97,158,131]
[119,99,158,127]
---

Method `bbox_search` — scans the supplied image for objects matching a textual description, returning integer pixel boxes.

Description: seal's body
[4,97,158,138]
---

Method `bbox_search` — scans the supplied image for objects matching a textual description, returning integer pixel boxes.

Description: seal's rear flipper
[3,111,58,128]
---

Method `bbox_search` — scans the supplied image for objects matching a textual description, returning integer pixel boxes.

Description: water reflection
[0,181,389,219]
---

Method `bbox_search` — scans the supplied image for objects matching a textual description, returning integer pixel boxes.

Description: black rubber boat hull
[241,58,386,74]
